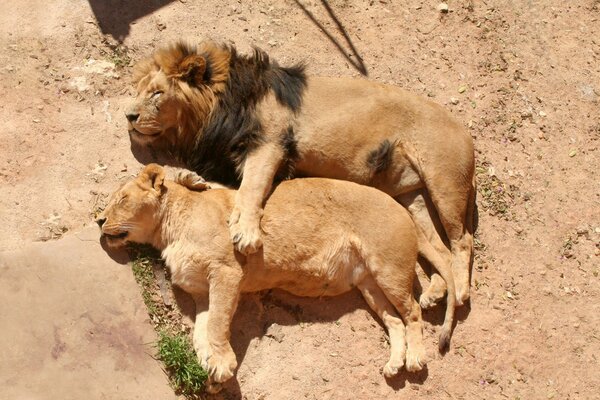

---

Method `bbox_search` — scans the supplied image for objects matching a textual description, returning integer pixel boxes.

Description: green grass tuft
[157,331,208,397]
[127,243,208,398]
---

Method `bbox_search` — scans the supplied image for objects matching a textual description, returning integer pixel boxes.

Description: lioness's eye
[151,90,163,98]
[118,195,128,204]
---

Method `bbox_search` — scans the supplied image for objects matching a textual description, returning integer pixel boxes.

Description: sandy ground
[1,0,599,399]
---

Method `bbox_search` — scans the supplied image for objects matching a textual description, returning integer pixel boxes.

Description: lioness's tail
[415,227,456,351]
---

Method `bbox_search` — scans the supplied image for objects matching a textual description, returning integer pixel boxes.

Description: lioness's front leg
[229,141,284,254]
[201,266,242,384]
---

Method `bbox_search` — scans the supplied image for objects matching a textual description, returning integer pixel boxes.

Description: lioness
[125,41,475,305]
[98,164,456,389]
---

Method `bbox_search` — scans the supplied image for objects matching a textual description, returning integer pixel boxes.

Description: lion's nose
[96,217,107,228]
[126,112,139,123]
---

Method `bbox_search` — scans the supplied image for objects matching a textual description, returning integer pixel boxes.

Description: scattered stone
[450,97,459,105]
[521,110,532,119]
[437,3,449,13]
[539,110,547,117]
[69,76,90,92]
[568,149,577,157]
[265,323,285,343]
[156,22,167,31]
[458,85,467,93]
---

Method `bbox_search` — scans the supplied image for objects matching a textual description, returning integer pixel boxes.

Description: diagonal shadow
[293,0,368,76]
[88,0,175,41]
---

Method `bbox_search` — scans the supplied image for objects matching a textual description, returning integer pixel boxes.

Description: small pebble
[437,3,449,13]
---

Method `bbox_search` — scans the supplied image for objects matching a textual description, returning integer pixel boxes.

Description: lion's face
[126,69,183,143]
[126,41,231,146]
[97,164,165,247]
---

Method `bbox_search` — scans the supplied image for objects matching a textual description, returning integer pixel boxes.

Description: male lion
[125,41,476,305]
[98,164,456,390]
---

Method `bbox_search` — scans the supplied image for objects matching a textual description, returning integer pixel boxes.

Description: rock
[156,22,166,31]
[539,110,547,117]
[458,85,467,93]
[265,323,285,343]
[521,110,533,119]
[568,149,577,157]
[450,97,459,105]
[437,3,449,13]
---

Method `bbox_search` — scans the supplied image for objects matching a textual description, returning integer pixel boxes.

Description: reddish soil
[1,1,598,399]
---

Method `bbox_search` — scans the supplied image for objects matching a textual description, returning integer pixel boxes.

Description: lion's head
[126,41,230,145]
[97,164,166,248]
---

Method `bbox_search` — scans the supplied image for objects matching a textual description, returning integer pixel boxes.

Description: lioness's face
[126,70,181,143]
[97,164,165,248]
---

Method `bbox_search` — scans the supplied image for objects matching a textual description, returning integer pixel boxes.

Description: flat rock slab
[0,227,177,400]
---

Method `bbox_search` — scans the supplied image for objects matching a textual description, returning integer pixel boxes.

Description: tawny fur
[125,40,476,306]
[99,165,455,390]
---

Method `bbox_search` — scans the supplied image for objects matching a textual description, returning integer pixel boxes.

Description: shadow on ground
[88,0,175,41]
[172,285,460,397]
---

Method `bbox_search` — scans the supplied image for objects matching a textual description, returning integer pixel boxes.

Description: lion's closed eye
[117,194,128,205]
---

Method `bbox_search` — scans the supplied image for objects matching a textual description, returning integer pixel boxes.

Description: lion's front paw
[228,210,262,255]
[200,346,238,383]
[419,275,447,309]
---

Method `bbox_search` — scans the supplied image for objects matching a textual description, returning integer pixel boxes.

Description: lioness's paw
[229,218,262,255]
[205,381,223,394]
[175,170,210,191]
[200,347,237,383]
[383,359,404,378]
[405,344,427,372]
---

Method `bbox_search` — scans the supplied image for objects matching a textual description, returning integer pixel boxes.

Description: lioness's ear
[140,164,165,193]
[177,55,206,86]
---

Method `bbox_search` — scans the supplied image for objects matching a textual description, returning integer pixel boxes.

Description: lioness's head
[97,164,166,248]
[126,41,230,145]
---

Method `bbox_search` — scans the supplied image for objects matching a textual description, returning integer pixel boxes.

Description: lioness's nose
[126,112,140,123]
[96,217,106,228]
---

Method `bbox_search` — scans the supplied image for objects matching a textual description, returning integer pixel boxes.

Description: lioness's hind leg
[357,274,406,377]
[367,260,427,372]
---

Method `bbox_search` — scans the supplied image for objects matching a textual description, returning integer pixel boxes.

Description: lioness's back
[261,178,415,246]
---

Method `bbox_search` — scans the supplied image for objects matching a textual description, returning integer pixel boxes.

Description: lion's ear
[177,55,206,86]
[139,164,165,193]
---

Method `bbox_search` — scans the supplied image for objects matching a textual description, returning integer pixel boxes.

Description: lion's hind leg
[427,176,475,305]
[357,274,407,377]
[397,191,452,309]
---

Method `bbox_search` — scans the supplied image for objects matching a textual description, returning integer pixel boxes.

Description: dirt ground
[1,0,599,399]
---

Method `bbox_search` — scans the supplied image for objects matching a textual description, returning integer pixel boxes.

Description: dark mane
[184,46,307,187]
